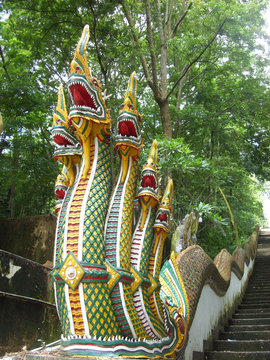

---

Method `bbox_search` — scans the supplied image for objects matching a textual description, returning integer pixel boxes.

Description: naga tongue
[72,88,86,106]
[119,122,130,136]
[119,120,137,137]
[158,213,168,222]
[55,189,65,199]
[142,176,156,189]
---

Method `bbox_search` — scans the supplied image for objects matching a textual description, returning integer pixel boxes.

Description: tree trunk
[159,99,172,139]
[209,130,214,160]
[8,183,16,219]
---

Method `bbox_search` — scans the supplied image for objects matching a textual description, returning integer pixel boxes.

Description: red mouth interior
[157,213,168,222]
[118,120,137,137]
[141,175,156,189]
[55,188,66,199]
[69,83,97,109]
[54,134,73,146]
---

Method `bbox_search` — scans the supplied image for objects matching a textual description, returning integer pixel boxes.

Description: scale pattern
[55,187,73,264]
[132,208,167,338]
[105,184,124,266]
[83,141,111,264]
[56,284,70,336]
[148,235,166,322]
[66,145,95,258]
[120,160,138,269]
[69,288,84,335]
[83,282,119,337]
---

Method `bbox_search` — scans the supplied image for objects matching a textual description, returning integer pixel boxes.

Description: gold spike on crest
[71,25,91,81]
[124,71,137,110]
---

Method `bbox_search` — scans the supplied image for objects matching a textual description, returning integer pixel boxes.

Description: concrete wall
[0,214,56,264]
[183,259,254,360]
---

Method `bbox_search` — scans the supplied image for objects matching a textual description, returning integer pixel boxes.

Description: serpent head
[115,72,143,183]
[52,85,82,187]
[154,179,173,234]
[68,25,111,178]
[137,139,159,228]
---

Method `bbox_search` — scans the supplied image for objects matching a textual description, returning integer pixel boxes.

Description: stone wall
[0,214,56,265]
[0,215,60,355]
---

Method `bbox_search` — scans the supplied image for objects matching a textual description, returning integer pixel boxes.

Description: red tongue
[158,213,167,222]
[119,122,130,136]
[142,176,156,189]
[119,121,137,137]
[54,135,71,146]
[55,189,65,199]
[73,88,86,106]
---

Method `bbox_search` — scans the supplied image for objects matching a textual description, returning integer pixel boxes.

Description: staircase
[204,230,270,360]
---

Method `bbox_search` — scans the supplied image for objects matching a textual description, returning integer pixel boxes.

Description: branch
[172,1,192,39]
[145,0,159,96]
[167,19,227,100]
[88,2,108,85]
[178,176,197,202]
[154,0,168,99]
[0,46,12,81]
[119,0,153,89]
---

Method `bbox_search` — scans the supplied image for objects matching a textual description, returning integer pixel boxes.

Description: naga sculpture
[51,25,188,358]
[50,25,260,359]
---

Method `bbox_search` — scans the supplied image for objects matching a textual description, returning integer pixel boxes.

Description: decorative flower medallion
[59,252,85,290]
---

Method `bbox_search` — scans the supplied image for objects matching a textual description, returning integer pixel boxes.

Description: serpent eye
[56,119,61,124]
[121,104,125,109]
[75,66,81,73]
[92,79,99,87]
[129,104,134,110]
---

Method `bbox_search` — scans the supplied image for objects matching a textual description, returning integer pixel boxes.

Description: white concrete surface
[183,258,254,360]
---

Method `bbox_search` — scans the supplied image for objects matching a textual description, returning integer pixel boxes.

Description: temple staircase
[204,230,270,360]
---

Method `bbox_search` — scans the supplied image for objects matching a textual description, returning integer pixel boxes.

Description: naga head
[137,140,159,229]
[54,168,69,214]
[154,179,173,234]
[55,172,69,200]
[115,72,143,183]
[52,85,82,187]
[68,25,111,178]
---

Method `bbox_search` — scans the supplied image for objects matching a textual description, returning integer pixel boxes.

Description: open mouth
[141,173,157,190]
[55,188,66,200]
[157,212,168,223]
[69,82,98,110]
[53,133,75,147]
[118,119,138,138]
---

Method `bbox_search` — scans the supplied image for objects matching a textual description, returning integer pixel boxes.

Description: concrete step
[242,298,270,304]
[213,339,270,351]
[248,279,270,282]
[238,303,270,309]
[204,350,270,359]
[244,290,270,295]
[231,318,270,325]
[226,324,270,331]
[247,282,270,287]
[243,295,270,300]
[220,330,270,340]
[236,307,270,314]
[233,312,270,319]
[202,234,270,360]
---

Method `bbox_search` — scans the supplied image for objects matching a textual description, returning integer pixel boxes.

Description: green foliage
[0,0,268,261]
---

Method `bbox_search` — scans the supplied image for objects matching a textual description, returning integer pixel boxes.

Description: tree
[0,0,268,259]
